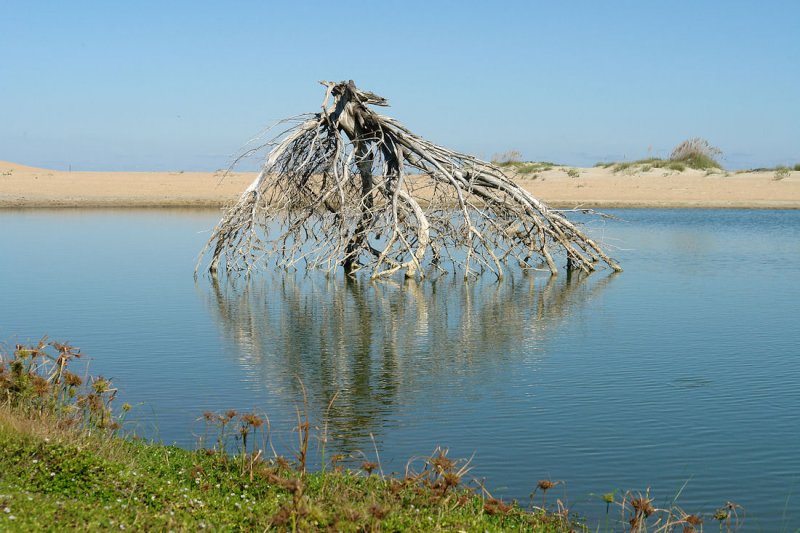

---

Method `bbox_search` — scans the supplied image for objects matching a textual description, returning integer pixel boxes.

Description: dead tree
[198,80,621,279]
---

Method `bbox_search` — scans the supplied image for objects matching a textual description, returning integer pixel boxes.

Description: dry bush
[491,150,523,164]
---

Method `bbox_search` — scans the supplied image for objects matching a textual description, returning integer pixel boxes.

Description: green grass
[494,160,558,175]
[774,166,791,180]
[0,339,575,532]
[0,407,571,532]
[735,164,799,176]
[676,153,721,170]
[596,137,723,173]
[596,154,725,174]
[597,158,687,173]
[1,339,743,532]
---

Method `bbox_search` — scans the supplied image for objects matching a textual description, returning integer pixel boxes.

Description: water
[1,208,799,530]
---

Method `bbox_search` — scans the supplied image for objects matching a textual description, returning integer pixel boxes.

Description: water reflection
[199,271,615,451]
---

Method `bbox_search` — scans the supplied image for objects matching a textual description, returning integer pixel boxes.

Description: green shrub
[493,160,556,175]
[669,138,722,169]
[608,157,686,174]
[774,166,790,180]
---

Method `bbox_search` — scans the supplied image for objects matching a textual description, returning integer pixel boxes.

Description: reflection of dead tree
[198,80,622,279]
[199,271,616,450]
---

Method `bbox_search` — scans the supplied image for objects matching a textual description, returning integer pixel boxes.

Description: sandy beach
[1,160,798,209]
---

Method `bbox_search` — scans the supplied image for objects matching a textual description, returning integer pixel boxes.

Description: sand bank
[1,160,798,209]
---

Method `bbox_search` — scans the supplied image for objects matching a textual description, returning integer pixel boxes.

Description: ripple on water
[1,209,799,529]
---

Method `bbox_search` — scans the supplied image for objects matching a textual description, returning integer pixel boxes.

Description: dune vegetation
[594,138,724,173]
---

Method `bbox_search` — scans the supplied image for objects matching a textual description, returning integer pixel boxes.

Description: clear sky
[2,1,798,171]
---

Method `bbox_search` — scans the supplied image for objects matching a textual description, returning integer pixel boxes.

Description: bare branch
[198,81,622,278]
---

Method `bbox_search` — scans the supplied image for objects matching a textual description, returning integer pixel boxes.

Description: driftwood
[198,80,621,279]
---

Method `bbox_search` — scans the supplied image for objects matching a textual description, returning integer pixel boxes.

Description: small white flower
[8,515,15,521]
[3,508,10,514]
[32,459,38,464]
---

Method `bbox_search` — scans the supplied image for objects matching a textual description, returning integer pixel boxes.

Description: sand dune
[1,160,798,209]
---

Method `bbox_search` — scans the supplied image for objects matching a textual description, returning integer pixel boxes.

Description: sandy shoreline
[1,160,799,209]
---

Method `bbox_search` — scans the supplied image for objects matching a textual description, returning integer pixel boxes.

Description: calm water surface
[1,208,799,530]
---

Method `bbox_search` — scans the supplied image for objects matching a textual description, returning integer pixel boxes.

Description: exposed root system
[198,80,621,279]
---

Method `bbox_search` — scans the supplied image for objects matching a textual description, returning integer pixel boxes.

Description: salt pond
[1,208,798,529]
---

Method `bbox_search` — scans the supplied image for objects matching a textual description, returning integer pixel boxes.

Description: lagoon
[1,208,798,530]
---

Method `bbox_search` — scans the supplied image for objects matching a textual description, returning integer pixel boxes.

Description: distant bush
[794,163,800,172]
[491,150,523,165]
[608,157,685,174]
[599,139,722,174]
[490,154,557,178]
[669,138,722,169]
[774,166,790,180]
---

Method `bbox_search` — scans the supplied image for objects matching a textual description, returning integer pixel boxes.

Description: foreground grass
[1,339,739,532]
[0,406,574,532]
[1,339,573,531]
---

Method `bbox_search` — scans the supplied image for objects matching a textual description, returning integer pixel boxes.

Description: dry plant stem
[295,377,310,474]
[199,80,622,278]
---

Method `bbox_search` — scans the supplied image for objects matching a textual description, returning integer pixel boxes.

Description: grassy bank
[1,339,739,532]
[1,406,568,531]
[0,339,576,531]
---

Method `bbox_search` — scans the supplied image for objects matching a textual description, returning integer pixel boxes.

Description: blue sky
[2,1,798,171]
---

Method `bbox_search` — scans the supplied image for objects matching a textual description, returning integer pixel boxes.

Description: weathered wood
[197,81,621,278]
